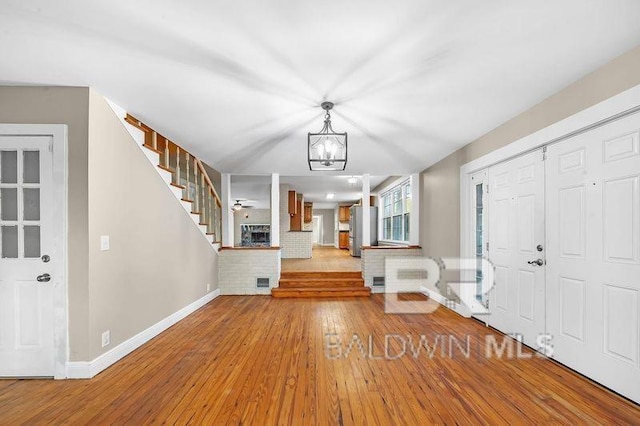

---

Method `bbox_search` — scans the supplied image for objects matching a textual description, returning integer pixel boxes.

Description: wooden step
[271,287,371,298]
[279,271,362,280]
[278,278,365,289]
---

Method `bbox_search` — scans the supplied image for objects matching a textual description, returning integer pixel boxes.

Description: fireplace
[240,224,271,247]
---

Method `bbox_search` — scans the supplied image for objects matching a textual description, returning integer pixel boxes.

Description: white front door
[546,112,640,402]
[488,150,546,348]
[0,136,55,377]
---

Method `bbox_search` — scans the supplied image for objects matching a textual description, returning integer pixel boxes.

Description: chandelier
[308,101,347,171]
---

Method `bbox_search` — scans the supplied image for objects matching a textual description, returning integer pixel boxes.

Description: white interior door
[546,112,640,402]
[312,216,322,245]
[0,136,55,377]
[488,150,546,348]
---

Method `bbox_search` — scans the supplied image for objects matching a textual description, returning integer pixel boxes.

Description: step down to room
[272,271,370,298]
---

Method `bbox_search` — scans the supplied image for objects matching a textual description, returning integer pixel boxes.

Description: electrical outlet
[100,235,110,251]
[206,283,211,292]
[101,330,111,347]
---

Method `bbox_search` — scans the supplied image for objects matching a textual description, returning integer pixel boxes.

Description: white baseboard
[420,286,471,318]
[65,289,221,379]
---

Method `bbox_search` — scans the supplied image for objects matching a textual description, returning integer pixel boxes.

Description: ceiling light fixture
[347,176,358,184]
[326,192,335,199]
[232,200,243,211]
[308,101,347,171]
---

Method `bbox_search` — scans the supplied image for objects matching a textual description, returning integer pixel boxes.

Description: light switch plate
[100,235,110,251]
[101,330,110,347]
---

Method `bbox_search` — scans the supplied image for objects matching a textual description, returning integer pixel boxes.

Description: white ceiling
[231,175,390,209]
[1,1,640,177]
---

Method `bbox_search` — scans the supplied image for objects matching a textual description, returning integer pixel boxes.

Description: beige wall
[420,44,640,259]
[87,90,218,360]
[0,86,220,362]
[0,86,91,360]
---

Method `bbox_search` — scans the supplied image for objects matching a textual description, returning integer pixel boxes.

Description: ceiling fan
[231,199,255,211]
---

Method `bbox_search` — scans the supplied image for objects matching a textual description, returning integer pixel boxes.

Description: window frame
[379,178,411,243]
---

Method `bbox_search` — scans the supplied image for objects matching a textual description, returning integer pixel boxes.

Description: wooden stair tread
[142,144,162,154]
[170,182,186,189]
[279,279,365,289]
[279,271,362,279]
[271,286,371,298]
[157,164,175,173]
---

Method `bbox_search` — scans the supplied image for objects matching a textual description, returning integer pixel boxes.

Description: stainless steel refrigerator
[349,206,378,257]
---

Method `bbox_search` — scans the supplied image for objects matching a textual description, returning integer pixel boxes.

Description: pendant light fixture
[308,101,347,171]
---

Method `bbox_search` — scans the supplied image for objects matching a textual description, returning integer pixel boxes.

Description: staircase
[106,103,222,250]
[271,271,371,298]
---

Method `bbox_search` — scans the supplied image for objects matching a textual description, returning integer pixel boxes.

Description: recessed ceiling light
[326,193,335,199]
[347,176,358,184]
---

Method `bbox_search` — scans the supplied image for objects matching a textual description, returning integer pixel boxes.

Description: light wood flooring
[281,246,361,272]
[0,295,638,424]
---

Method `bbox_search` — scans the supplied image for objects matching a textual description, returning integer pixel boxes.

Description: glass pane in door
[1,151,18,183]
[475,183,484,301]
[1,225,19,258]
[23,151,40,184]
[24,225,41,258]
[23,188,40,221]
[1,188,18,221]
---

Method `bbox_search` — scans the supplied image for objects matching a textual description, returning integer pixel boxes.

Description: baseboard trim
[65,289,220,379]
[420,286,471,318]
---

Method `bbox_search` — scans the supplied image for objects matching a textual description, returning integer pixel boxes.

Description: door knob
[36,273,51,283]
[527,259,544,266]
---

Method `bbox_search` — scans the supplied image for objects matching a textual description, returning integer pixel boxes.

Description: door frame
[312,215,323,245]
[459,83,640,310]
[0,124,68,379]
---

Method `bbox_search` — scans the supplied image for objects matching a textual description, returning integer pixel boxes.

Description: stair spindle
[194,164,200,213]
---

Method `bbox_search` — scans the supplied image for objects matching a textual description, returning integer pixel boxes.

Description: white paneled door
[488,150,546,349]
[546,112,640,403]
[0,136,55,377]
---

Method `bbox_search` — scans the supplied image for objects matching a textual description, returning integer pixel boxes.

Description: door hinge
[49,141,53,152]
[486,184,489,194]
[486,242,489,252]
[542,146,547,161]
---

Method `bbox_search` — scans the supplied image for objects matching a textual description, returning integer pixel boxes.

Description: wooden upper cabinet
[288,191,297,215]
[304,202,313,223]
[339,206,351,222]
[290,194,303,231]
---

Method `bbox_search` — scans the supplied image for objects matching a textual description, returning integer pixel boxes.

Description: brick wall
[362,247,423,292]
[218,249,281,295]
[279,183,313,258]
[281,231,313,258]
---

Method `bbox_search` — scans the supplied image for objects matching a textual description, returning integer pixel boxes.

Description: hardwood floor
[282,246,361,272]
[1,295,638,424]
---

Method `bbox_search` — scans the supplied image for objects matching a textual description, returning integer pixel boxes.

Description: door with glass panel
[470,169,489,318]
[0,136,54,377]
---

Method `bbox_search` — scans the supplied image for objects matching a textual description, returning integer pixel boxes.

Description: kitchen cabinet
[290,194,303,231]
[338,206,351,222]
[288,190,297,215]
[339,231,349,249]
[304,202,313,223]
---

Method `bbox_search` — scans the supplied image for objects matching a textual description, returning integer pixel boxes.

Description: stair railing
[124,113,223,243]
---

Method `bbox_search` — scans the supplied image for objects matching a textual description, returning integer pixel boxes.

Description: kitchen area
[337,196,378,257]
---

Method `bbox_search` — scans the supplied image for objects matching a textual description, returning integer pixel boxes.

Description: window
[380,180,411,242]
